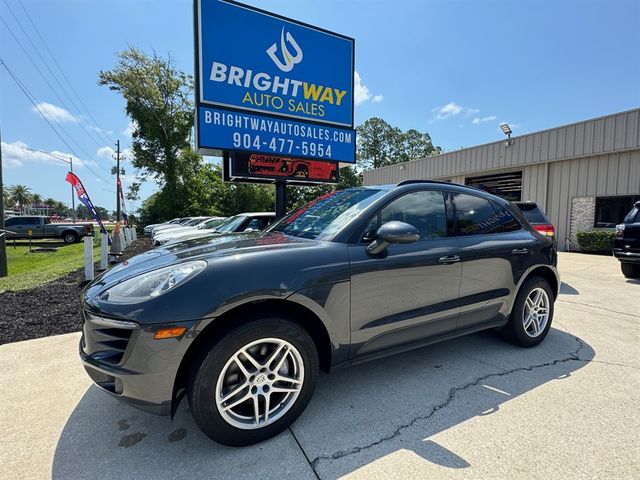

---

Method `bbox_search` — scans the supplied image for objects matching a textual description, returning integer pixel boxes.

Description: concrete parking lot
[1,252,639,480]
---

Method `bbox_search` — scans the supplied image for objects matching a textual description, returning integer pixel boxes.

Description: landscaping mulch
[0,238,153,345]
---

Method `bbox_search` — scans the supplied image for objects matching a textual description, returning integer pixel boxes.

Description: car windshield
[211,215,247,233]
[198,218,225,229]
[267,188,384,240]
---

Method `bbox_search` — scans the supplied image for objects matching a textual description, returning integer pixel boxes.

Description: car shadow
[52,328,593,479]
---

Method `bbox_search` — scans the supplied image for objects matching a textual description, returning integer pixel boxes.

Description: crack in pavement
[310,335,587,470]
[289,426,321,480]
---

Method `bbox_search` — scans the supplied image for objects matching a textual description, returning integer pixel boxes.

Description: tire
[63,231,79,243]
[621,262,640,278]
[188,317,319,446]
[502,276,554,347]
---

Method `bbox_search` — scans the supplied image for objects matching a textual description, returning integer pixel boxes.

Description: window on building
[594,196,640,228]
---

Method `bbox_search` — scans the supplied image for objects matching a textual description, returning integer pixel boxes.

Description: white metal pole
[84,235,94,281]
[100,232,108,270]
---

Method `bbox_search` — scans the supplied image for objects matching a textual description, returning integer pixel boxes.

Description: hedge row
[575,230,615,251]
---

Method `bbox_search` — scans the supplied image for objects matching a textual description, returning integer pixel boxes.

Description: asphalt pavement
[1,252,638,480]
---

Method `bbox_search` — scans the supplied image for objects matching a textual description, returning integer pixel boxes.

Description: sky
[1,0,639,212]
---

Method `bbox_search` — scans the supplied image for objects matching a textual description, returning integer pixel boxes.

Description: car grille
[82,312,138,366]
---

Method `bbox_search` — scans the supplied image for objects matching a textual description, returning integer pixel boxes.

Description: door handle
[438,255,460,264]
[511,248,529,255]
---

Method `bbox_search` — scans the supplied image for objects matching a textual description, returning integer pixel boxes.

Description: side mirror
[366,221,420,255]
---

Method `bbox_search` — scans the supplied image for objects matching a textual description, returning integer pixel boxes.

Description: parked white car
[153,217,227,245]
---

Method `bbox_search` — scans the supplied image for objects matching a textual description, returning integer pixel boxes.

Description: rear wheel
[188,317,319,446]
[621,262,640,278]
[502,277,554,347]
[63,231,79,243]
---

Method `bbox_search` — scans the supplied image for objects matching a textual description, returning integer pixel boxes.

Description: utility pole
[113,139,122,224]
[70,156,76,223]
[0,128,8,277]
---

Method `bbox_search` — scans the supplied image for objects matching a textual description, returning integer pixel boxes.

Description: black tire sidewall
[621,262,640,278]
[506,277,554,347]
[64,232,78,243]
[188,317,319,447]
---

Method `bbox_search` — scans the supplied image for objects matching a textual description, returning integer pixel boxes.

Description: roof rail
[396,179,455,186]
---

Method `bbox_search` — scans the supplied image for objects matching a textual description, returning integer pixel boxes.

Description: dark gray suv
[80,181,559,446]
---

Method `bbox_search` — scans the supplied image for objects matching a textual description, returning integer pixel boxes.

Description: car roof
[240,212,276,217]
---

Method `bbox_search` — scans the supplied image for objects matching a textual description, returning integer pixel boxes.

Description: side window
[491,202,522,233]
[245,218,263,230]
[379,190,447,239]
[5,217,16,227]
[450,193,520,236]
[19,217,34,225]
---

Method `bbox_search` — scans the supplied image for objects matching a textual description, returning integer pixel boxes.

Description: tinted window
[515,203,548,223]
[450,193,519,236]
[379,191,447,239]
[5,217,16,227]
[19,217,37,225]
[245,218,266,230]
[624,207,639,224]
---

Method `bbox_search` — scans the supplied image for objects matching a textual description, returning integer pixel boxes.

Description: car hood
[86,232,317,292]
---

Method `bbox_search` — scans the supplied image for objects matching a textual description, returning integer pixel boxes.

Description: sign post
[194,0,355,217]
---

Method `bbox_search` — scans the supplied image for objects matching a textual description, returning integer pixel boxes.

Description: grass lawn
[0,239,103,293]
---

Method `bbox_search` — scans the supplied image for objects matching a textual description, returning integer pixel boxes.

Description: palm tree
[32,193,42,205]
[8,184,33,214]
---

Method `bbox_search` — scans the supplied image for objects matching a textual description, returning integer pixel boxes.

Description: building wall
[546,150,640,249]
[364,109,640,186]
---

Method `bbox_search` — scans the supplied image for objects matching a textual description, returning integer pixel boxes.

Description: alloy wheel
[523,287,550,338]
[215,338,304,430]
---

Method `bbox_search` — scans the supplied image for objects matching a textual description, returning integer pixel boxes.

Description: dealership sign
[195,0,355,163]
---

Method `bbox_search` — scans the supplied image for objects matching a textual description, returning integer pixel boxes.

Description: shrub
[575,230,615,251]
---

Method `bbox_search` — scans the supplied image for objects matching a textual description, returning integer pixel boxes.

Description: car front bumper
[79,311,198,415]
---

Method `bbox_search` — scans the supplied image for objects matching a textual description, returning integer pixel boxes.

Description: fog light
[154,327,187,339]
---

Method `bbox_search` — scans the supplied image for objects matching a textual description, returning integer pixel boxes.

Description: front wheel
[621,262,640,278]
[502,276,554,347]
[63,231,79,243]
[188,317,319,446]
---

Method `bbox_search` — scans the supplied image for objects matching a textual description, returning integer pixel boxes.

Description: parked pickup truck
[4,216,93,243]
[614,201,640,278]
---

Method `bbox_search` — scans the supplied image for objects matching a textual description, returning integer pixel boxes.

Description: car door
[448,193,529,330]
[348,189,462,359]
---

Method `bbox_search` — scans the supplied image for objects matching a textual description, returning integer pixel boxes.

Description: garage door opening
[465,171,522,201]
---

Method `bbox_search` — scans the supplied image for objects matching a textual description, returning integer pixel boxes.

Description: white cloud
[472,115,498,124]
[1,140,86,169]
[32,102,80,123]
[432,102,479,120]
[97,146,115,159]
[354,71,383,106]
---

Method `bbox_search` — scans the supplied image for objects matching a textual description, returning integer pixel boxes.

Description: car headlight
[100,260,206,304]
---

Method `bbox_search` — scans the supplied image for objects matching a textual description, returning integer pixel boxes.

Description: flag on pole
[65,172,109,238]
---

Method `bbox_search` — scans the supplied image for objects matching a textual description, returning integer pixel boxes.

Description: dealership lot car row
[80,181,560,446]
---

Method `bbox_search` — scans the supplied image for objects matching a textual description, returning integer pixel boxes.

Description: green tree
[8,185,33,213]
[356,118,441,170]
[396,129,442,163]
[99,47,194,214]
[31,193,42,205]
[356,117,402,170]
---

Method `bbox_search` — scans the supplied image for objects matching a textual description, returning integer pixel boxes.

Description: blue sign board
[195,0,356,163]
[198,106,355,162]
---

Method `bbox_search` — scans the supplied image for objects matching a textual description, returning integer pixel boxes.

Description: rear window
[624,207,639,224]
[515,203,548,224]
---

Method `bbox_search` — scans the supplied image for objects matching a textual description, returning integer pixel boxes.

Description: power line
[0,57,112,184]
[14,0,116,146]
[3,0,107,148]
[0,15,110,172]
[0,16,114,178]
